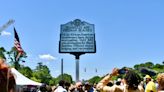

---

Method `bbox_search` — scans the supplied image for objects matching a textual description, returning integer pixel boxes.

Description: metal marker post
[76,58,79,82]
[72,53,84,82]
[75,54,80,82]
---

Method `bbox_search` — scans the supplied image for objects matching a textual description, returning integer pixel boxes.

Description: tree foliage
[55,73,73,85]
[134,61,164,72]
[0,47,6,59]
[19,66,33,78]
[7,47,27,70]
[145,62,154,69]
[32,62,52,84]
[49,78,56,86]
[88,76,101,84]
[132,61,164,79]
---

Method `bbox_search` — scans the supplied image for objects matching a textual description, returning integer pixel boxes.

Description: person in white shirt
[54,80,67,92]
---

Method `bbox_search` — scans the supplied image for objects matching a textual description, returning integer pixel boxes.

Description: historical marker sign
[59,19,96,53]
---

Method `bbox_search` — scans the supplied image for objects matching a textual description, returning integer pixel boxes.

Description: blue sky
[0,0,164,81]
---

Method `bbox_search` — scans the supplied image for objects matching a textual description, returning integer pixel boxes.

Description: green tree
[19,66,33,78]
[0,47,6,59]
[134,64,140,70]
[7,47,27,70]
[153,63,164,73]
[144,62,154,69]
[49,77,56,86]
[134,62,154,70]
[88,76,101,84]
[55,73,73,85]
[153,64,163,69]
[32,62,52,84]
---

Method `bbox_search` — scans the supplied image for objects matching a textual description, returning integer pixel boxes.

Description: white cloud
[39,54,56,61]
[1,31,11,36]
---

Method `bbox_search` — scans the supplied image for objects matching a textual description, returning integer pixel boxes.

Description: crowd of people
[96,68,164,92]
[35,68,164,92]
[0,57,164,92]
[36,80,97,92]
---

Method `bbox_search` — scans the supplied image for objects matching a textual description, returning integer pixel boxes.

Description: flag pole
[14,27,24,70]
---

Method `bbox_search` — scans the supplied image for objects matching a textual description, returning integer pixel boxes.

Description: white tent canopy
[11,68,42,86]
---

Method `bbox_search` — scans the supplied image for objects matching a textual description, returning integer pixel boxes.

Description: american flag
[14,27,24,60]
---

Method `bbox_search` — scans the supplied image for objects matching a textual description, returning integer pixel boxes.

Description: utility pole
[61,58,63,80]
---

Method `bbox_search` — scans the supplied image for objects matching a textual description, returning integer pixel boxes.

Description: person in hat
[145,75,157,92]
